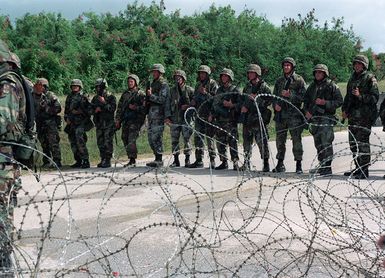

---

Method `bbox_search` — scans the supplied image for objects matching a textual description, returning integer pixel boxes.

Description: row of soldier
[33,54,380,179]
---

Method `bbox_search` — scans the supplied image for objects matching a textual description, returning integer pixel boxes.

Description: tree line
[0,2,375,95]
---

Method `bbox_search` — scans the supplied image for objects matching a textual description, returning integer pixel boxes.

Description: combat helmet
[151,64,165,74]
[173,69,187,81]
[127,74,139,86]
[197,65,211,75]
[70,79,83,89]
[313,64,329,77]
[36,77,49,87]
[247,64,262,76]
[282,57,296,68]
[95,78,108,88]
[352,54,369,69]
[220,68,234,81]
[0,39,21,69]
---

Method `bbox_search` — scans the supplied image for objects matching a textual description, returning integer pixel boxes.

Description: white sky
[1,0,384,53]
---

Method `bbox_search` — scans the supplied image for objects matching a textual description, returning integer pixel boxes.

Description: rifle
[274,76,292,122]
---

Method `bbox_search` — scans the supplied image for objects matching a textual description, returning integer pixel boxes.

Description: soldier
[272,57,306,174]
[240,64,272,172]
[304,64,343,176]
[342,55,379,179]
[64,79,94,169]
[32,78,62,168]
[188,65,218,168]
[211,68,241,170]
[0,40,34,274]
[165,70,194,167]
[91,78,116,168]
[115,74,146,166]
[145,64,169,167]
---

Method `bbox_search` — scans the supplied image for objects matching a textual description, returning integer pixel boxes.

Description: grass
[51,80,385,166]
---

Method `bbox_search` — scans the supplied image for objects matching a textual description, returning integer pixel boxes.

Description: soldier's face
[314,71,325,81]
[247,72,258,81]
[128,79,136,89]
[34,83,44,94]
[353,62,364,73]
[152,70,160,80]
[283,63,293,75]
[220,74,230,84]
[175,75,184,85]
[71,85,80,92]
[198,72,207,81]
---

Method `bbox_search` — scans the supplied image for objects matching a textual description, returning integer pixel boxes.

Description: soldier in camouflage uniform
[240,64,272,172]
[188,65,218,168]
[211,68,241,170]
[115,74,146,167]
[64,79,94,169]
[0,39,34,274]
[304,64,343,176]
[272,57,306,174]
[342,55,379,179]
[33,78,62,168]
[146,64,169,167]
[165,70,194,167]
[91,78,116,168]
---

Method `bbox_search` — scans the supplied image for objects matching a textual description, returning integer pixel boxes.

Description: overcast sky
[1,0,384,53]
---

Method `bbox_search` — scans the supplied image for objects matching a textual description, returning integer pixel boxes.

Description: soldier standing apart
[32,78,62,168]
[211,68,241,170]
[240,64,272,172]
[115,74,146,167]
[342,55,379,179]
[91,78,116,168]
[188,65,218,168]
[304,64,343,176]
[272,57,306,174]
[165,70,194,167]
[64,79,94,169]
[146,64,169,167]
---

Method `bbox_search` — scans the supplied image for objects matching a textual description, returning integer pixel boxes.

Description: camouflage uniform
[91,78,116,168]
[165,70,194,167]
[342,55,379,179]
[304,64,343,175]
[273,57,306,173]
[64,79,94,168]
[146,64,169,167]
[212,68,241,170]
[188,65,218,168]
[241,64,272,171]
[115,74,146,165]
[33,78,62,167]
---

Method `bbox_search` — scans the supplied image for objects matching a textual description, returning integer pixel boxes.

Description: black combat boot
[215,160,228,170]
[97,158,105,168]
[184,155,191,167]
[170,155,180,167]
[70,160,82,168]
[147,154,163,167]
[262,158,270,172]
[80,159,90,169]
[295,160,303,174]
[344,161,359,176]
[354,167,369,179]
[187,158,204,168]
[101,158,111,168]
[126,158,136,167]
[272,159,285,173]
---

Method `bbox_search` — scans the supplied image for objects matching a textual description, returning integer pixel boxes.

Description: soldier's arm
[289,77,306,106]
[272,79,280,106]
[325,84,343,113]
[209,80,218,96]
[148,83,169,105]
[164,89,172,119]
[260,83,273,107]
[303,86,312,113]
[50,94,62,115]
[115,93,125,122]
[64,95,71,122]
[104,95,117,113]
[360,76,379,105]
[136,93,147,115]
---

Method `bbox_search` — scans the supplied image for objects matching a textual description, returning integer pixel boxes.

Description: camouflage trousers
[121,122,142,159]
[148,117,165,155]
[348,118,372,170]
[68,125,89,161]
[37,123,61,164]
[243,124,269,161]
[309,120,335,165]
[275,118,304,161]
[215,121,239,162]
[171,122,192,156]
[96,126,115,160]
[194,119,216,161]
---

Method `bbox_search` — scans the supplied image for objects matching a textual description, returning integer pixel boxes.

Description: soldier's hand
[223,99,234,108]
[352,88,360,97]
[342,111,348,119]
[305,111,312,120]
[66,120,71,125]
[274,104,281,112]
[281,90,291,98]
[95,107,102,113]
[241,106,248,113]
[146,88,152,96]
[129,104,137,110]
[249,94,256,101]
[181,104,189,110]
[199,86,207,94]
[72,109,81,115]
[315,98,326,106]
[115,121,121,130]
[164,118,172,125]
[98,96,106,103]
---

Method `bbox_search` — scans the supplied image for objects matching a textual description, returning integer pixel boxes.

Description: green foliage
[1,3,361,94]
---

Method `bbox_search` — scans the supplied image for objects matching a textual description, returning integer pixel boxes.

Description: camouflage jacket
[146,76,169,119]
[64,90,93,126]
[33,90,61,127]
[91,90,116,129]
[304,78,343,121]
[342,70,379,124]
[116,88,146,125]
[212,83,241,123]
[273,72,306,121]
[165,83,194,123]
[241,80,272,126]
[191,78,218,119]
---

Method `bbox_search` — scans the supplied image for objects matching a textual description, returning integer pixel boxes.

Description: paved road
[11,127,385,277]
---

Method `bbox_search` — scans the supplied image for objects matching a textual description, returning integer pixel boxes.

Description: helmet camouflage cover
[70,79,83,89]
[173,69,187,81]
[220,68,234,81]
[352,54,369,69]
[197,65,211,75]
[247,64,262,76]
[95,78,108,88]
[127,74,139,86]
[282,57,296,68]
[313,64,329,77]
[151,63,165,74]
